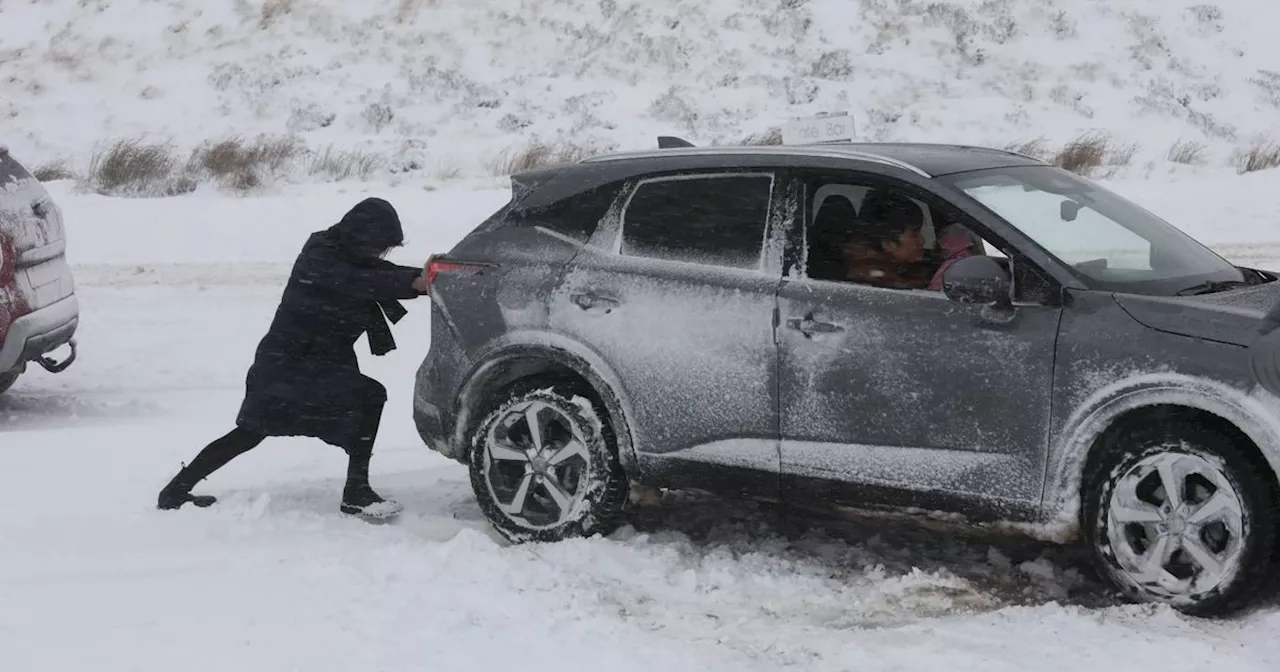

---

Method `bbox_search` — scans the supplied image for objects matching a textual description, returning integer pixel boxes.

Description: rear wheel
[467,382,629,544]
[1084,420,1278,616]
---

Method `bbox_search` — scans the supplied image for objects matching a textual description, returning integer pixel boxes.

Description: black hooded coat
[235,198,424,448]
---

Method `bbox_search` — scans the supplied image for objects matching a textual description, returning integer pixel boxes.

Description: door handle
[570,292,620,312]
[786,315,844,337]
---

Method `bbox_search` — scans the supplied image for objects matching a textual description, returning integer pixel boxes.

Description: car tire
[0,368,20,395]
[1083,419,1279,617]
[467,381,629,544]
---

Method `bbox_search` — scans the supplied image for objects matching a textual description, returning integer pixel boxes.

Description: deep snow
[3,176,1280,670]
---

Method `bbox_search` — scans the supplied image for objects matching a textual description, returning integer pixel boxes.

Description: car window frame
[603,169,783,276]
[777,165,1068,306]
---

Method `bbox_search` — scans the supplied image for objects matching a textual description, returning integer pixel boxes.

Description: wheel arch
[1042,373,1280,539]
[450,333,638,474]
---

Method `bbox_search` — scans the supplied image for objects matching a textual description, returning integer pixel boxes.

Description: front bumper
[0,294,79,374]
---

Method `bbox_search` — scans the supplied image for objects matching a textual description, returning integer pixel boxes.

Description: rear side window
[516,183,620,243]
[620,173,773,269]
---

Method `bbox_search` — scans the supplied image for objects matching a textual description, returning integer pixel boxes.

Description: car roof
[510,141,1047,212]
[579,141,1047,178]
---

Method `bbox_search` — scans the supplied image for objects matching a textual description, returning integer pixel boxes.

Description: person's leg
[339,379,402,518]
[157,426,266,510]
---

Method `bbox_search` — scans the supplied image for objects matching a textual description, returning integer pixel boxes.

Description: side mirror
[942,255,1012,306]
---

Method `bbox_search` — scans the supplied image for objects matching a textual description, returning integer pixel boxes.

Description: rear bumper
[413,399,457,459]
[0,294,79,374]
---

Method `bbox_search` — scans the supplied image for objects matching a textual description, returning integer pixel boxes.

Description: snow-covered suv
[413,139,1280,617]
[0,145,78,394]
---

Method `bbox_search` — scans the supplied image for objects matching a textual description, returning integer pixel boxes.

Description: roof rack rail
[581,145,931,178]
[657,136,696,149]
[991,145,1048,164]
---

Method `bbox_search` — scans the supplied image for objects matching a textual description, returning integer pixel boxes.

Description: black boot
[339,432,402,520]
[157,427,265,511]
[157,464,217,510]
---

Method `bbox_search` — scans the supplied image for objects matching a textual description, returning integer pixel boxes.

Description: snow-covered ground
[5,0,1280,666]
[3,175,1280,671]
[4,0,1280,182]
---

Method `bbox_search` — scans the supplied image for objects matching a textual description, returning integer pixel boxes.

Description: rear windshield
[0,149,33,188]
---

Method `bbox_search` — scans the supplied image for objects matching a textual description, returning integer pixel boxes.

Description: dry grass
[259,0,298,28]
[740,127,783,146]
[83,139,196,197]
[32,160,77,182]
[1049,132,1137,176]
[1237,140,1280,173]
[488,140,593,176]
[1003,133,1137,176]
[1167,139,1207,165]
[188,135,302,191]
[1002,137,1050,160]
[302,146,384,181]
[395,0,441,23]
[430,162,462,181]
[77,135,395,196]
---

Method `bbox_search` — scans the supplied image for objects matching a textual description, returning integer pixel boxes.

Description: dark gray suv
[412,140,1280,617]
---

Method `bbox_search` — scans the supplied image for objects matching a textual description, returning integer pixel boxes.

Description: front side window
[620,173,773,270]
[943,166,1246,295]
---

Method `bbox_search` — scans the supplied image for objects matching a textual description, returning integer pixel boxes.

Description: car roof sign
[781,112,856,146]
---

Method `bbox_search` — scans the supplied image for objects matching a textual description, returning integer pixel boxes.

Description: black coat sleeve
[295,242,423,301]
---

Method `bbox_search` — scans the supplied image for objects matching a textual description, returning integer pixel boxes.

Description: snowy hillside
[3,0,1280,185]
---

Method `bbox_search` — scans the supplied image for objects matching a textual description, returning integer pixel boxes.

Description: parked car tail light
[425,255,495,294]
[0,236,12,284]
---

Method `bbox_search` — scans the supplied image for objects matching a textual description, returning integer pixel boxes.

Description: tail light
[424,255,495,294]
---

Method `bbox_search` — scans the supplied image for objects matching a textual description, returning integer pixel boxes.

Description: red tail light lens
[425,256,493,293]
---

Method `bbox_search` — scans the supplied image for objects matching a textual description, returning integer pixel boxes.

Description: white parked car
[0,145,79,394]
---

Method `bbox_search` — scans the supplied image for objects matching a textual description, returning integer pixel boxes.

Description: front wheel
[1084,421,1279,616]
[467,383,629,544]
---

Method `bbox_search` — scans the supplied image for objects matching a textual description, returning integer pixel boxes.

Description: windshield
[941,166,1245,295]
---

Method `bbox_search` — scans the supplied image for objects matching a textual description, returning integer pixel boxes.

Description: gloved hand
[412,263,430,293]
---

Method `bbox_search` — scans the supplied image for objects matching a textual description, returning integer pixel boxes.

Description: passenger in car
[928,222,984,290]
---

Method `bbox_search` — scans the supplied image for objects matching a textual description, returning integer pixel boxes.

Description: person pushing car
[157,197,430,520]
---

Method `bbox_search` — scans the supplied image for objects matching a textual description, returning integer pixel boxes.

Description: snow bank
[3,0,1280,183]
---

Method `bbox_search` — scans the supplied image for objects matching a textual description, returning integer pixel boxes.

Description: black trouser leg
[342,380,387,507]
[158,426,265,510]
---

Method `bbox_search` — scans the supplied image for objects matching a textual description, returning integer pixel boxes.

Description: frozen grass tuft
[740,128,784,146]
[488,140,594,176]
[259,0,298,28]
[188,135,302,191]
[1048,132,1137,176]
[1167,139,1207,165]
[301,146,385,181]
[1002,138,1051,161]
[83,139,196,197]
[75,135,392,195]
[32,160,77,182]
[1237,139,1280,173]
